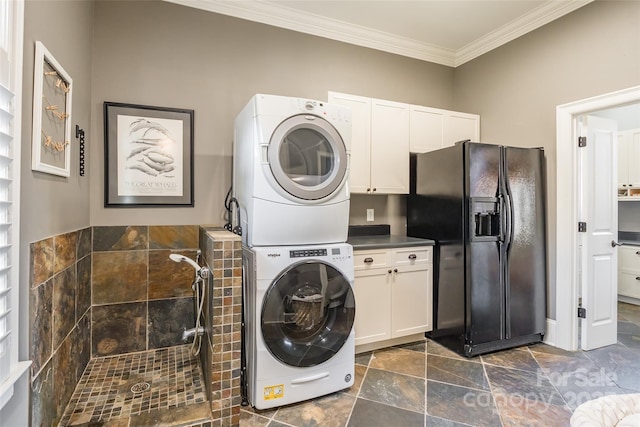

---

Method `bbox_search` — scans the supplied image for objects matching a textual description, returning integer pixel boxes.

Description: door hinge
[578,136,587,147]
[578,222,587,232]
[577,307,587,318]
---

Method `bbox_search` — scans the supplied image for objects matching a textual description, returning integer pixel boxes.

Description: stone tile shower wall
[30,227,92,426]
[200,229,242,427]
[91,225,200,356]
[29,225,203,426]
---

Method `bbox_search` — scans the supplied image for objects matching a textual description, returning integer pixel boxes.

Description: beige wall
[21,0,94,358]
[453,0,640,318]
[89,0,454,227]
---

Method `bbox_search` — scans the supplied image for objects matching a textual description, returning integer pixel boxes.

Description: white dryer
[233,94,351,247]
[243,242,355,409]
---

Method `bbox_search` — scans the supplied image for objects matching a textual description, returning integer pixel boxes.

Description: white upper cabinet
[618,128,640,199]
[329,92,409,194]
[410,105,480,153]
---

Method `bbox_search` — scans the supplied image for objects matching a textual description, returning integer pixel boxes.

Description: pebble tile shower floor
[59,345,212,426]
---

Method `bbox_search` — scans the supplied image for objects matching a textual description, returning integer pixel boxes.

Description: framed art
[103,102,194,207]
[31,41,73,177]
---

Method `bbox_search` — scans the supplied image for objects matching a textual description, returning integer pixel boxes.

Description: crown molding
[455,0,593,66]
[165,0,592,68]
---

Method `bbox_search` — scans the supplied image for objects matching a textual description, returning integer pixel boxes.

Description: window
[0,0,27,410]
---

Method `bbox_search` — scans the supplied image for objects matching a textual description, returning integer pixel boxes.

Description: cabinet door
[353,269,392,345]
[619,271,640,299]
[444,112,480,147]
[629,129,640,188]
[409,105,444,153]
[391,266,432,337]
[328,92,371,194]
[370,98,410,194]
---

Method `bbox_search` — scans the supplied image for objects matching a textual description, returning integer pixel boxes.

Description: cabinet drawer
[619,246,640,271]
[619,271,640,299]
[393,247,431,266]
[354,250,388,270]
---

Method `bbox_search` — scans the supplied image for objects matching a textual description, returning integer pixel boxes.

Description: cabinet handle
[408,254,417,260]
[393,268,398,273]
[364,257,374,264]
[388,269,392,274]
[636,251,640,255]
[636,277,640,281]
[372,188,377,192]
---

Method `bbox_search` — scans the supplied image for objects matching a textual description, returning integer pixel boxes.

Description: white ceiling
[166,0,592,67]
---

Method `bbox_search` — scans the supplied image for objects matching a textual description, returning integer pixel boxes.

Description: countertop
[346,225,434,250]
[619,231,640,247]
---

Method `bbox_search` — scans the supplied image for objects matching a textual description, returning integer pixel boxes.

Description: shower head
[169,253,201,272]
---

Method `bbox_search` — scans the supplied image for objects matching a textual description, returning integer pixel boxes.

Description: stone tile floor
[240,302,640,427]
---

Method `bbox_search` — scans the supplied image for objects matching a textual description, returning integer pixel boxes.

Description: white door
[579,115,618,350]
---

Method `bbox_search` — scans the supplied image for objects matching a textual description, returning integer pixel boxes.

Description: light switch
[366,209,374,222]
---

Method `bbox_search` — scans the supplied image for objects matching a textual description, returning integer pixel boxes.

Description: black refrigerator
[407,141,547,357]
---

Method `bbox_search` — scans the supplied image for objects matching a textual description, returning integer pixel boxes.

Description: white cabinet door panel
[370,99,409,194]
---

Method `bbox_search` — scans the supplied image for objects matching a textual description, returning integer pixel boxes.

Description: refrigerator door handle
[504,191,513,250]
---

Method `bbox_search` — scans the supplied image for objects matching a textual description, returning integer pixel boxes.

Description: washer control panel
[290,249,327,258]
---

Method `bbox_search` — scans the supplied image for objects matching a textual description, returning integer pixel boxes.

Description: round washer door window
[261,261,355,367]
[268,114,347,200]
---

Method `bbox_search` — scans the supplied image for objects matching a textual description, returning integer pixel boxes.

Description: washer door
[268,114,347,200]
[261,261,355,367]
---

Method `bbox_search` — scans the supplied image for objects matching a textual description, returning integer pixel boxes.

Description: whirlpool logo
[267,253,281,258]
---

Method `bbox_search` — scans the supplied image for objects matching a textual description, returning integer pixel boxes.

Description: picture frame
[31,41,73,177]
[103,102,194,207]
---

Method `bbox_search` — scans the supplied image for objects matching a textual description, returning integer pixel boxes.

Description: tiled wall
[91,225,199,356]
[200,229,242,427]
[30,227,92,426]
[29,225,204,425]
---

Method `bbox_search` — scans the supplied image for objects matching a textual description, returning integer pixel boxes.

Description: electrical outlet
[366,209,374,222]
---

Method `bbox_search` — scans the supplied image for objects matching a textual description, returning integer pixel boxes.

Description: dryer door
[268,114,348,200]
[261,261,355,367]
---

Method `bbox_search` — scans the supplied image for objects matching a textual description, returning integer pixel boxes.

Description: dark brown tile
[148,249,197,299]
[528,342,587,359]
[494,392,572,427]
[76,254,91,318]
[92,251,147,305]
[484,365,564,406]
[427,354,488,390]
[347,398,423,427]
[30,279,53,375]
[54,231,78,274]
[149,225,199,249]
[129,401,211,426]
[77,227,92,260]
[93,226,148,252]
[370,347,425,378]
[426,380,501,426]
[148,297,195,349]
[481,347,540,372]
[92,302,147,356]
[31,237,54,286]
[426,339,465,360]
[272,392,355,427]
[73,311,91,382]
[240,409,271,427]
[31,358,56,427]
[354,351,372,366]
[52,267,76,349]
[359,367,424,413]
[54,330,79,425]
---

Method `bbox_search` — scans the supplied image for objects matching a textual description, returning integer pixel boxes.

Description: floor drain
[130,382,151,393]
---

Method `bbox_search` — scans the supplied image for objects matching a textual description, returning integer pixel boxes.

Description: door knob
[611,240,624,247]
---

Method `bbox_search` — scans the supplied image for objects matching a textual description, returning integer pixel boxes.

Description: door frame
[555,85,640,351]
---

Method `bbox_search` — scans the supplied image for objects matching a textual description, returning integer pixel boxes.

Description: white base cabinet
[619,246,640,301]
[353,246,433,349]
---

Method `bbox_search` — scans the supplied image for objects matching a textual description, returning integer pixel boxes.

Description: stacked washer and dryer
[232,94,356,410]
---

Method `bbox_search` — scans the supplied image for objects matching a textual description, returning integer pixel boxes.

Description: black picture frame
[104,102,194,207]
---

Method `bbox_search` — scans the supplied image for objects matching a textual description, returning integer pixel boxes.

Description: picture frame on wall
[103,102,194,207]
[31,41,73,177]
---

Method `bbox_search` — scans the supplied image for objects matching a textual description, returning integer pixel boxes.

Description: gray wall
[89,0,454,227]
[21,0,94,357]
[453,0,640,319]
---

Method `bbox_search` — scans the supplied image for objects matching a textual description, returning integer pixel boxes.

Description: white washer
[233,94,351,247]
[243,243,355,409]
